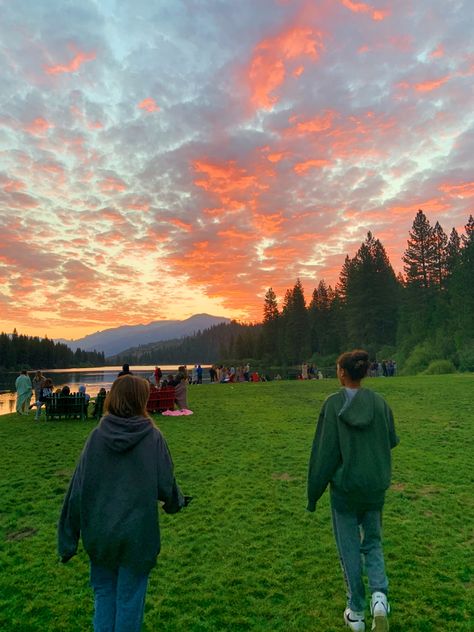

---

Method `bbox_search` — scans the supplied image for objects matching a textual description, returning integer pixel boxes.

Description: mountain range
[56,314,231,357]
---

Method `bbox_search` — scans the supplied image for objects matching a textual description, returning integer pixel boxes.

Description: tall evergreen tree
[431,221,448,288]
[402,209,436,288]
[309,281,340,355]
[446,227,461,277]
[280,279,310,364]
[344,232,399,349]
[261,287,280,362]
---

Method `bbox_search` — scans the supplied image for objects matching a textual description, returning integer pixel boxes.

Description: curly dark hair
[337,349,369,381]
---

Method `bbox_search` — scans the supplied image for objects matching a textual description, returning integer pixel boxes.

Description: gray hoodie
[58,413,184,573]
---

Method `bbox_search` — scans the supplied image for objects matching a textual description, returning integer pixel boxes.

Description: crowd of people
[14,369,96,420]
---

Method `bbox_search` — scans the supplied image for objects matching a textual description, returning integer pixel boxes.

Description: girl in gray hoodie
[58,374,190,631]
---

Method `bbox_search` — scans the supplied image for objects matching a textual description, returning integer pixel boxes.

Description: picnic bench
[44,393,88,421]
[146,386,175,414]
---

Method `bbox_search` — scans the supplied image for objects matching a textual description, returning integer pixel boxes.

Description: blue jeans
[331,507,388,612]
[90,564,149,632]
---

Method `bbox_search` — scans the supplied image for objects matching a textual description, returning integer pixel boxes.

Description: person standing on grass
[15,370,33,415]
[307,349,399,632]
[58,374,191,632]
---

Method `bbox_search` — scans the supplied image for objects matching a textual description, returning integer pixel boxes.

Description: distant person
[173,370,189,409]
[35,378,54,420]
[117,363,133,377]
[58,375,191,632]
[32,370,45,401]
[15,370,33,415]
[91,388,107,419]
[307,349,399,632]
[78,385,91,403]
[60,385,71,396]
[154,366,162,385]
[197,364,203,384]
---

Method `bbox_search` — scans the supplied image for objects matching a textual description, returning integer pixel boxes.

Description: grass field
[0,375,472,631]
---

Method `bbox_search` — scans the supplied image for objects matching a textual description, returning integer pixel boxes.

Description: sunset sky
[1,0,473,339]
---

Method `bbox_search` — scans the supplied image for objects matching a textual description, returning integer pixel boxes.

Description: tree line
[0,330,105,371]
[114,210,474,374]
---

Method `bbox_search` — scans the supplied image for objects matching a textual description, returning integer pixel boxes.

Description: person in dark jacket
[307,350,399,632]
[58,374,190,632]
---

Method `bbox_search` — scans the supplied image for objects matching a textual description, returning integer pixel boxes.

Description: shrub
[457,341,474,372]
[400,342,440,375]
[423,360,456,375]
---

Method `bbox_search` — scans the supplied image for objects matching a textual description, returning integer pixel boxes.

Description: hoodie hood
[338,388,375,428]
[98,413,154,452]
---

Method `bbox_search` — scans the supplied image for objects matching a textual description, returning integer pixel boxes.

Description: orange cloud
[340,0,390,21]
[24,117,54,135]
[288,110,336,134]
[414,75,450,92]
[193,160,260,195]
[294,159,331,174]
[439,182,474,198]
[45,50,96,75]
[252,212,284,235]
[100,177,127,192]
[137,98,160,113]
[248,26,324,109]
[168,218,193,232]
[430,44,444,59]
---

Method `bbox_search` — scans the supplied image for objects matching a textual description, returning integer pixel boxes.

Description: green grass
[0,376,473,631]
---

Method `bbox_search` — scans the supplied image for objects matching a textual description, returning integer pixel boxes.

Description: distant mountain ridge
[56,314,231,357]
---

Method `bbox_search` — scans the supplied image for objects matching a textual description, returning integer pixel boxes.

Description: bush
[400,342,440,375]
[457,341,474,372]
[423,360,456,375]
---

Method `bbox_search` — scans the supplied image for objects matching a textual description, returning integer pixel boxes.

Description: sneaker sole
[372,615,389,631]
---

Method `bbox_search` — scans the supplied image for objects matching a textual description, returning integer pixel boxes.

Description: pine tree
[403,209,436,288]
[446,227,461,276]
[261,287,280,362]
[309,281,340,355]
[461,214,474,246]
[344,232,399,349]
[432,221,448,288]
[280,279,310,364]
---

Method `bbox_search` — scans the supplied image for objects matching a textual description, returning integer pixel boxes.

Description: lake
[0,365,210,416]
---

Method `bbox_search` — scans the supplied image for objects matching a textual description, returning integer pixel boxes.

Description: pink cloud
[294,159,331,174]
[100,177,127,192]
[45,50,96,75]
[24,117,54,135]
[340,0,390,21]
[439,182,474,198]
[414,75,450,92]
[137,98,160,113]
[247,26,324,109]
[430,44,445,59]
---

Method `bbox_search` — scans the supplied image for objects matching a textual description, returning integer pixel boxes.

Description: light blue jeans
[90,564,149,632]
[331,507,388,612]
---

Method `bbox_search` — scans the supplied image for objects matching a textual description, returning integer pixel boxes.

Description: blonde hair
[105,375,150,418]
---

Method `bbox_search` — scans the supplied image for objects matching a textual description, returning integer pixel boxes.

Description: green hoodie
[307,388,399,512]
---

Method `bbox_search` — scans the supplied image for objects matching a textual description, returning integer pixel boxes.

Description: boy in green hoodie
[307,350,399,632]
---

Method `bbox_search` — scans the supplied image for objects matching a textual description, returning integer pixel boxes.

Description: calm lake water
[0,365,210,416]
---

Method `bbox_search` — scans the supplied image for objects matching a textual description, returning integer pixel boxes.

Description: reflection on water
[0,365,208,417]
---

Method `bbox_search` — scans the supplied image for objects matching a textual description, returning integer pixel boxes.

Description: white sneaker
[344,608,366,631]
[370,592,390,631]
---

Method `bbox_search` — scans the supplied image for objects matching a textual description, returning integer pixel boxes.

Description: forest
[0,330,105,371]
[113,210,474,375]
